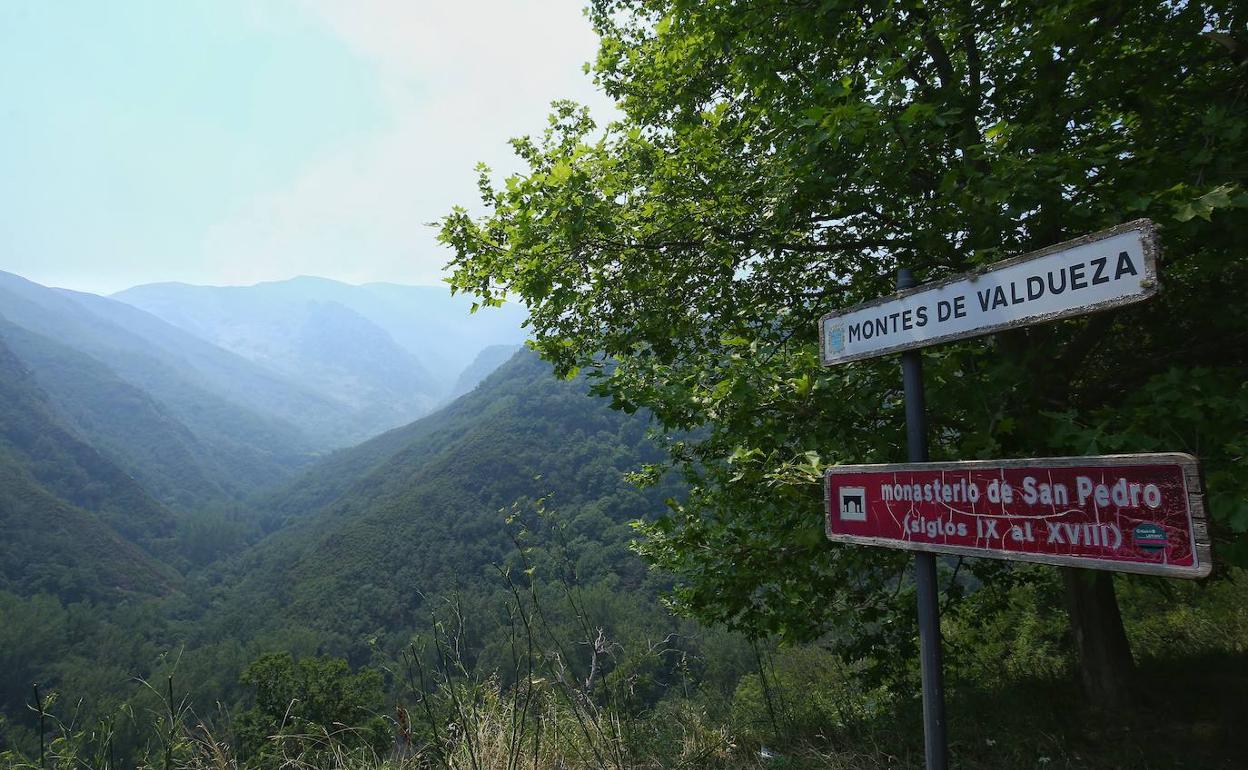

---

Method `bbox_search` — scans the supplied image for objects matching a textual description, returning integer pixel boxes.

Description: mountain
[0,270,347,490]
[0,319,237,508]
[447,343,523,400]
[218,349,672,649]
[336,280,528,383]
[115,276,528,396]
[110,280,443,435]
[0,335,178,601]
[57,286,365,448]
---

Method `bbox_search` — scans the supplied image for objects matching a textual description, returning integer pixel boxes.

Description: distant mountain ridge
[0,270,339,488]
[0,269,529,508]
[110,283,441,437]
[114,276,528,400]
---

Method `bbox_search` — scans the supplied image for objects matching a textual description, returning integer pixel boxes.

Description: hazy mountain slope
[227,350,668,634]
[111,281,442,436]
[0,271,320,488]
[0,337,179,600]
[61,288,364,447]
[448,343,523,400]
[284,300,438,423]
[0,334,177,546]
[116,276,528,393]
[251,408,453,531]
[0,319,236,508]
[346,281,528,384]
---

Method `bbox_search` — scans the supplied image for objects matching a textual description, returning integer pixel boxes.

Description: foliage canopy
[440,0,1248,643]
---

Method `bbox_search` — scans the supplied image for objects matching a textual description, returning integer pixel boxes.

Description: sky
[0,0,614,295]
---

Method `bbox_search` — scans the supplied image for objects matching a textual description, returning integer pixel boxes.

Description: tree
[440,0,1248,708]
[235,653,390,767]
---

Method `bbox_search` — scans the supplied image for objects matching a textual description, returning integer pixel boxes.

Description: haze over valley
[1,270,528,466]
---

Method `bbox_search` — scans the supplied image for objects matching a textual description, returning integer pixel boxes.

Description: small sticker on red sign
[824,454,1210,578]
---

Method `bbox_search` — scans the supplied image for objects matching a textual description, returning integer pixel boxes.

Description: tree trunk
[1061,567,1134,710]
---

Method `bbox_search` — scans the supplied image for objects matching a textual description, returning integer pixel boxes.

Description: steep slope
[251,348,527,528]
[447,343,523,400]
[115,276,528,394]
[0,271,324,488]
[0,459,177,601]
[277,300,439,427]
[347,281,528,385]
[227,350,670,635]
[0,336,178,600]
[57,287,363,447]
[0,319,235,507]
[111,281,441,436]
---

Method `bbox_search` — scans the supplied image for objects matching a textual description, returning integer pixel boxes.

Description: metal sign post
[813,222,1206,769]
[897,268,948,770]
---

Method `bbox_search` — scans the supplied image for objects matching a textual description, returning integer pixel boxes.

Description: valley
[0,270,711,765]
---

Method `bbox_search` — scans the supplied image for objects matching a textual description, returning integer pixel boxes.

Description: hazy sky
[0,1,613,295]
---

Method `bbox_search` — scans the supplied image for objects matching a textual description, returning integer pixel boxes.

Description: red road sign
[824,453,1210,578]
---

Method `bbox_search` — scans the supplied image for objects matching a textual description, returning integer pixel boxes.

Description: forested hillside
[0,335,179,601]
[0,345,700,765]
[186,350,680,666]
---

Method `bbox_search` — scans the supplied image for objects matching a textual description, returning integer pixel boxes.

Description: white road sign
[819,220,1159,366]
